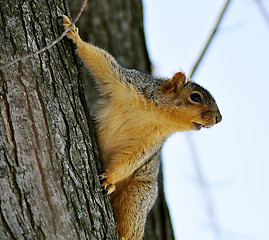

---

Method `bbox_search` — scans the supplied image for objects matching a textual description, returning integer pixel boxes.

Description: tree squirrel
[63,16,222,240]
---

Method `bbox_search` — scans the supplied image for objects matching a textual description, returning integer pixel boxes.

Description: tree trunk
[0,0,174,239]
[0,0,117,239]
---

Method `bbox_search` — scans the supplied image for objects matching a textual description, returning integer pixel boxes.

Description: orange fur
[63,16,222,240]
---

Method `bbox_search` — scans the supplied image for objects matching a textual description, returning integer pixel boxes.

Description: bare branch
[186,134,221,239]
[254,0,269,29]
[190,0,232,79]
[186,1,232,239]
[0,0,88,71]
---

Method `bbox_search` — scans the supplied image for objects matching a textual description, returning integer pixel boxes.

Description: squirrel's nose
[215,113,222,124]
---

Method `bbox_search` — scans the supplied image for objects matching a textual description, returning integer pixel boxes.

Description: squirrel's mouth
[193,122,208,130]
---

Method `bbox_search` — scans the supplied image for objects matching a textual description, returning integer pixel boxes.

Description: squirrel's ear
[161,72,187,94]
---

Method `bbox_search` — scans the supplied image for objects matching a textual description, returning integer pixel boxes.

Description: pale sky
[143,0,269,239]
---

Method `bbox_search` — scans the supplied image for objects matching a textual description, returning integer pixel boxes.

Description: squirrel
[63,16,222,240]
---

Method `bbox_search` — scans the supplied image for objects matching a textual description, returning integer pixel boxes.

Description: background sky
[143,0,269,240]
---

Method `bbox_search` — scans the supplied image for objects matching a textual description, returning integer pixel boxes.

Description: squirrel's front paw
[62,15,79,41]
[99,172,116,194]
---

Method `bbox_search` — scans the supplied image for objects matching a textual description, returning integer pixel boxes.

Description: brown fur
[63,16,222,240]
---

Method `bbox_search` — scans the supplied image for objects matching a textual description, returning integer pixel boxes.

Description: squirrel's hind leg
[111,176,158,240]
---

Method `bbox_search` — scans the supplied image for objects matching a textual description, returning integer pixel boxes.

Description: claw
[99,172,107,180]
[62,15,79,42]
[99,172,116,194]
[62,15,71,25]
[102,183,116,194]
[102,187,108,195]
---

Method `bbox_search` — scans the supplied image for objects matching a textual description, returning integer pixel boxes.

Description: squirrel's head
[159,72,222,131]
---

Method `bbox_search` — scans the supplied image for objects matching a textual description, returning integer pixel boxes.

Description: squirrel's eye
[190,93,202,103]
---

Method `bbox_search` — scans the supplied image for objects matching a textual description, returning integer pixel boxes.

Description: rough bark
[0,0,117,239]
[67,1,175,239]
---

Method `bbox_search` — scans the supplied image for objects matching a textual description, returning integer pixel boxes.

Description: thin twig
[190,0,231,79]
[254,0,269,29]
[0,0,88,71]
[186,0,232,239]
[186,134,221,239]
